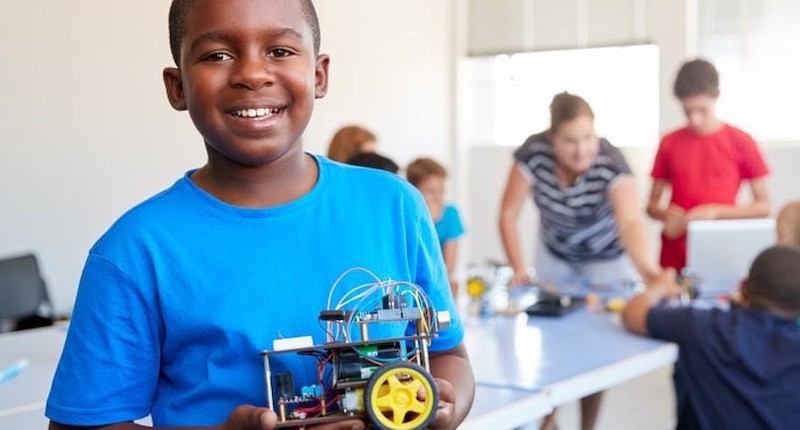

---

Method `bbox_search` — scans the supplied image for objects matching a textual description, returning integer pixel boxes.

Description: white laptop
[685,218,776,298]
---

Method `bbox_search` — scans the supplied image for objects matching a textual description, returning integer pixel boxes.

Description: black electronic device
[524,293,584,317]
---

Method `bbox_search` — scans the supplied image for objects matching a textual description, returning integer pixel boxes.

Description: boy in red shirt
[647,58,771,271]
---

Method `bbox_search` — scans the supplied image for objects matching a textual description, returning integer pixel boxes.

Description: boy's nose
[231,55,273,90]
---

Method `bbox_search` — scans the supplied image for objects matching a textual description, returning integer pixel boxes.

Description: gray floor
[517,365,676,430]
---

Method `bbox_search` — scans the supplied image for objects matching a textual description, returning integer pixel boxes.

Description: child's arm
[645,179,670,221]
[427,344,475,430]
[647,179,687,237]
[442,240,459,296]
[686,177,771,221]
[622,273,681,336]
[49,406,279,430]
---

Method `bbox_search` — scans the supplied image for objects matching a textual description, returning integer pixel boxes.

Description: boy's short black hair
[673,58,720,99]
[168,0,321,67]
[745,245,800,314]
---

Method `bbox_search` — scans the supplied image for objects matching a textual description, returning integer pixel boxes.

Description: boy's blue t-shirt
[434,203,465,248]
[45,155,463,427]
[647,305,800,429]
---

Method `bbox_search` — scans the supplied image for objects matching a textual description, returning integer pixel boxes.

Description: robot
[261,270,450,430]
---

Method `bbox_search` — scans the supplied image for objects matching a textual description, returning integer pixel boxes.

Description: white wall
[0,1,457,314]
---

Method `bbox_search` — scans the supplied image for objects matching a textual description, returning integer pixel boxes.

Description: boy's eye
[203,52,232,62]
[268,48,295,59]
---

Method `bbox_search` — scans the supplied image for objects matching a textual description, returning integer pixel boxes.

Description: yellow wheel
[364,362,438,430]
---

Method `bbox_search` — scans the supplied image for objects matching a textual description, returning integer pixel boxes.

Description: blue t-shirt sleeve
[435,204,465,245]
[46,253,161,426]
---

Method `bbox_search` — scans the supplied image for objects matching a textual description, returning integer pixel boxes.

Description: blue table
[460,384,550,430]
[462,308,678,416]
[0,325,67,429]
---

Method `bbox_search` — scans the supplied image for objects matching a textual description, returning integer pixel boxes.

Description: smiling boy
[45,1,474,429]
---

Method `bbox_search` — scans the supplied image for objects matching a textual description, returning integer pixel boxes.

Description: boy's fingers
[425,378,455,430]
[226,405,276,430]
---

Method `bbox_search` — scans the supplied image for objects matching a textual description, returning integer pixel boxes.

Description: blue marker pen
[0,359,30,383]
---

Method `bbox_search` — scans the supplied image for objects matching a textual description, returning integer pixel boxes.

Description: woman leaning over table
[498,91,672,430]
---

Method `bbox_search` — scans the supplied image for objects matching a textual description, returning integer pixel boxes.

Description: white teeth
[233,108,281,118]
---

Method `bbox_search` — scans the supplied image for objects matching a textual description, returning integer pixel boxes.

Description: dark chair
[0,253,53,330]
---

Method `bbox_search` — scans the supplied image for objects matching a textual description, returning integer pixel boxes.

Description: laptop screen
[685,219,775,298]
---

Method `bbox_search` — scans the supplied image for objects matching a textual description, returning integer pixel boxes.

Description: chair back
[0,253,50,320]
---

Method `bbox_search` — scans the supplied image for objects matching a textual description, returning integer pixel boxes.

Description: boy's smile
[163,0,329,168]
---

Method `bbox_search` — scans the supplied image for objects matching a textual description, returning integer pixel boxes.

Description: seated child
[623,245,800,429]
[777,200,800,246]
[45,1,474,429]
[406,157,465,297]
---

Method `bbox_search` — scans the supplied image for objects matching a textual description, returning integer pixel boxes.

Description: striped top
[514,132,632,263]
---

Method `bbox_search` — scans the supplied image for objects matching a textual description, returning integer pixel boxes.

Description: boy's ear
[314,54,330,99]
[738,279,751,304]
[163,67,187,111]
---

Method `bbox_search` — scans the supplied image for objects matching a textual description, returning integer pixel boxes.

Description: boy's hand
[663,205,687,238]
[222,406,365,430]
[425,377,456,430]
[221,405,276,430]
[686,204,723,221]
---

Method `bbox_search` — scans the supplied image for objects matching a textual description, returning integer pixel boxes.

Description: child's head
[168,0,321,67]
[742,245,800,317]
[327,125,378,163]
[407,158,447,220]
[674,59,720,134]
[162,0,329,168]
[547,92,598,177]
[777,201,800,246]
[346,152,399,174]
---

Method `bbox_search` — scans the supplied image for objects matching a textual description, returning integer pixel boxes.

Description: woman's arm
[498,165,532,285]
[609,176,662,284]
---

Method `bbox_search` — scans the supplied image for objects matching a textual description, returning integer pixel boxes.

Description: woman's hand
[509,266,533,287]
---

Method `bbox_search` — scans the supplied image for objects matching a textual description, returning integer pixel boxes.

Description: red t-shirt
[650,123,770,270]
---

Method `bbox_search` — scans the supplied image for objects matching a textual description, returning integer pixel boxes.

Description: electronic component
[261,268,443,430]
[275,372,295,400]
[273,335,313,351]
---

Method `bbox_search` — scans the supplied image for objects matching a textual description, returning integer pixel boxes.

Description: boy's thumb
[225,404,277,429]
